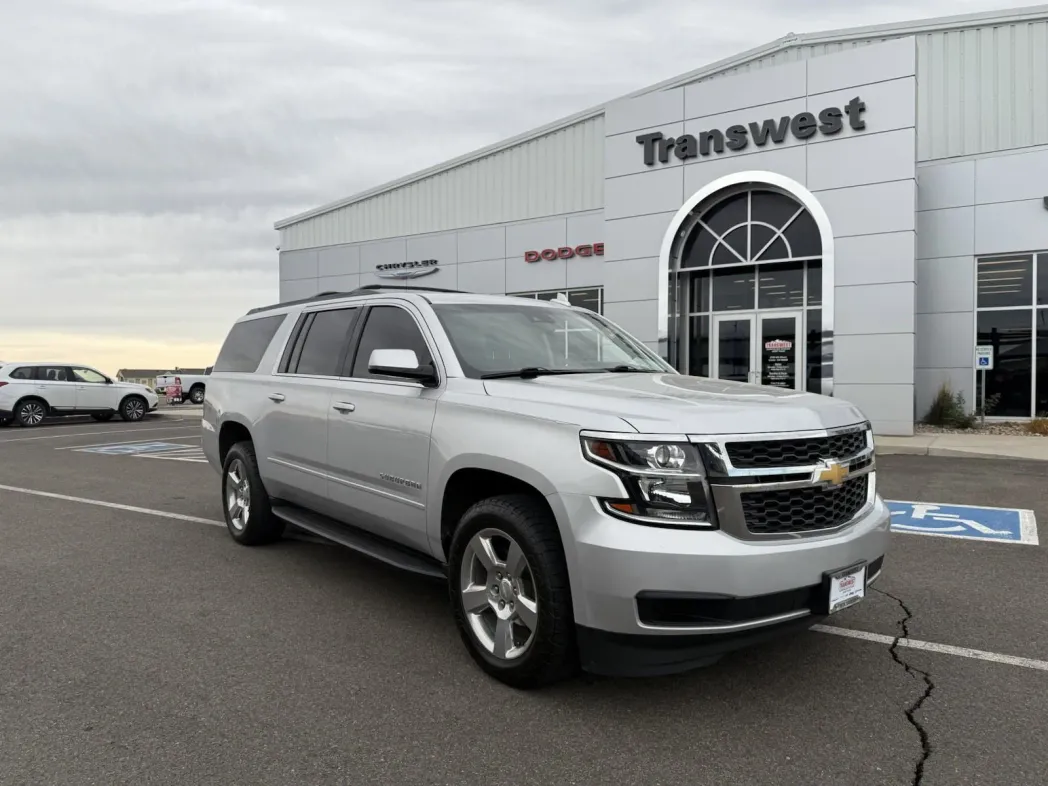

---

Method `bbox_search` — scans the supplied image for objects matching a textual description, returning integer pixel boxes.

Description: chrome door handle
[268,393,286,403]
[333,402,356,413]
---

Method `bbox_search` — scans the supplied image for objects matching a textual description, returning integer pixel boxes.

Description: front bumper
[548,491,890,676]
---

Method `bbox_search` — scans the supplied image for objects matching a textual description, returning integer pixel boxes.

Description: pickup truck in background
[155,366,212,404]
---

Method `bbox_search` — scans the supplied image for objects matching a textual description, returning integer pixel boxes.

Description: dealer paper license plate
[827,564,866,614]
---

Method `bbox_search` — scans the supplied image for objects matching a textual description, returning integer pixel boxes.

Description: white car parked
[0,362,159,427]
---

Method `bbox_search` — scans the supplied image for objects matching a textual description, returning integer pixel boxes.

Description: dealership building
[275,5,1048,435]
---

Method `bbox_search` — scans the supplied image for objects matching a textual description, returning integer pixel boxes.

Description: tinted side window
[295,308,359,376]
[213,314,287,373]
[10,367,34,380]
[38,366,71,381]
[350,306,433,379]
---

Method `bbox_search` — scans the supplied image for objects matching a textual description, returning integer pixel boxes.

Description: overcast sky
[0,0,1025,373]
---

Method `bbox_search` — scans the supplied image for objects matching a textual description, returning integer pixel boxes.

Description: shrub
[1027,418,1048,436]
[923,382,976,429]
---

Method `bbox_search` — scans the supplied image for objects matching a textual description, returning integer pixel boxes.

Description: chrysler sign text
[637,97,867,165]
[525,243,604,263]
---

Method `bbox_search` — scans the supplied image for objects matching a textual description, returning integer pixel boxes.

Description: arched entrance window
[667,185,830,394]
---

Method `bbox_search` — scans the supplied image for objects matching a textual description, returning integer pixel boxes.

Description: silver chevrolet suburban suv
[202,284,890,688]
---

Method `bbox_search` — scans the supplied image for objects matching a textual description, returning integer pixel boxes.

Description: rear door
[33,365,78,411]
[256,305,361,514]
[326,301,442,554]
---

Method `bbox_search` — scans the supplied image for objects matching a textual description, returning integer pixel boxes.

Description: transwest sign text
[636,96,867,165]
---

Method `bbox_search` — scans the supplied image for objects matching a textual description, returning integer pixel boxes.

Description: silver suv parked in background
[202,285,890,688]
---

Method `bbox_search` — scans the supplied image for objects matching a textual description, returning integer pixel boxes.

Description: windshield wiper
[480,367,595,380]
[600,365,654,373]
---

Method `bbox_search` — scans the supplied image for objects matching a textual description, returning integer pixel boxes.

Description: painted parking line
[887,501,1039,546]
[0,480,1045,674]
[137,445,208,463]
[0,424,199,444]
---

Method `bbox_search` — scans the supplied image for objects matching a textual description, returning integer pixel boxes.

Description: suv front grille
[741,475,869,535]
[725,430,868,469]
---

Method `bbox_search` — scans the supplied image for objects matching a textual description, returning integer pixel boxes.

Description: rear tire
[119,395,147,422]
[222,441,285,545]
[91,413,115,422]
[14,399,47,428]
[448,494,577,689]
[188,386,205,405]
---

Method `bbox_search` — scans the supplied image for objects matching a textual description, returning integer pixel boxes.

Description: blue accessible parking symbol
[887,501,1038,546]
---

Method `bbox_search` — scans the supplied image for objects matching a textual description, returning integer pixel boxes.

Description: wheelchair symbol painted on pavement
[886,501,1038,545]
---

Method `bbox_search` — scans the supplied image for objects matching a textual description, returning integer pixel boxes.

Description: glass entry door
[712,315,757,384]
[758,312,802,390]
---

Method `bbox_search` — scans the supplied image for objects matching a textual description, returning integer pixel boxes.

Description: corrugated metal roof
[275,3,1048,230]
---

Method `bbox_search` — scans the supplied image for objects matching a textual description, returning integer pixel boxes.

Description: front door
[712,315,757,384]
[757,312,803,391]
[71,366,116,410]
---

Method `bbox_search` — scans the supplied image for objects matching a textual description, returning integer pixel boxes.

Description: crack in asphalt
[874,587,935,786]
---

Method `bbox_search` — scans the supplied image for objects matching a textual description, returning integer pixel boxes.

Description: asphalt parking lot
[0,416,1045,786]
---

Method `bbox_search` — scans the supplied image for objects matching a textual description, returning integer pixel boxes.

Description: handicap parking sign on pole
[887,501,1038,545]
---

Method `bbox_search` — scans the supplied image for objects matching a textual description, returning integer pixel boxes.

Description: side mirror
[368,349,438,386]
[104,377,113,384]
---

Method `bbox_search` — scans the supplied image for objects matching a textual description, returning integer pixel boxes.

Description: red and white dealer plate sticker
[828,564,866,614]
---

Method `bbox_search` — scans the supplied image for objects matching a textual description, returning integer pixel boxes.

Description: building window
[510,286,603,314]
[975,252,1048,418]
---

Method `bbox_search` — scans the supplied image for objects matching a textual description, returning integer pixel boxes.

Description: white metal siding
[690,21,1048,162]
[280,116,605,251]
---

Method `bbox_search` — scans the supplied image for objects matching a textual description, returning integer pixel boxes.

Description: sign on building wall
[636,97,867,165]
[524,243,604,263]
[375,259,439,279]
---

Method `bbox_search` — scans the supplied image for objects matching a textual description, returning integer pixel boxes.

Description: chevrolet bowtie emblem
[816,460,849,486]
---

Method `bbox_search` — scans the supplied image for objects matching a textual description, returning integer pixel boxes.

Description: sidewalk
[876,433,1048,462]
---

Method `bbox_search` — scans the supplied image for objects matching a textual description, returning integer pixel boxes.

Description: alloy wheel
[226,459,251,531]
[20,402,45,426]
[459,528,539,661]
[125,399,145,420]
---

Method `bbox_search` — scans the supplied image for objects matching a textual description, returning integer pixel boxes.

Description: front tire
[448,494,576,689]
[14,399,47,427]
[119,395,147,422]
[222,441,285,545]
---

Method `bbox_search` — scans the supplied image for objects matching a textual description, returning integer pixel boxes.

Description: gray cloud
[0,0,1020,366]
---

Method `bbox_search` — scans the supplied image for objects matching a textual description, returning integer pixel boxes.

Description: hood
[482,373,866,435]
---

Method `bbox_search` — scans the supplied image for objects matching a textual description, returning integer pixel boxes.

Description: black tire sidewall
[221,442,282,545]
[190,387,205,404]
[448,496,575,687]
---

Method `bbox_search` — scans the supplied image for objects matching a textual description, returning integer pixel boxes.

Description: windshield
[431,302,672,379]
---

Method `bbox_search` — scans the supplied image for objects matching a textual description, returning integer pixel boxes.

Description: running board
[272,504,446,580]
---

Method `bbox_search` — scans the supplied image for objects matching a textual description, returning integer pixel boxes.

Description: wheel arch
[217,417,253,464]
[13,395,49,416]
[436,458,562,563]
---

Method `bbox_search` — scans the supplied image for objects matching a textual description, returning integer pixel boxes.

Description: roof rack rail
[245,284,467,315]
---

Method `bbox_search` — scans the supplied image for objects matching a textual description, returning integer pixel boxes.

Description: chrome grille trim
[689,423,877,541]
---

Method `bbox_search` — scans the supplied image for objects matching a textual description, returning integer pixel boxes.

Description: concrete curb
[876,445,1048,462]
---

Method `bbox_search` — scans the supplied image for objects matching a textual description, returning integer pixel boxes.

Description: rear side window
[350,306,433,379]
[293,307,360,376]
[213,314,287,373]
[9,367,34,380]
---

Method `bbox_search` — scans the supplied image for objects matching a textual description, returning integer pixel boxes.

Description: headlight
[581,436,717,529]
